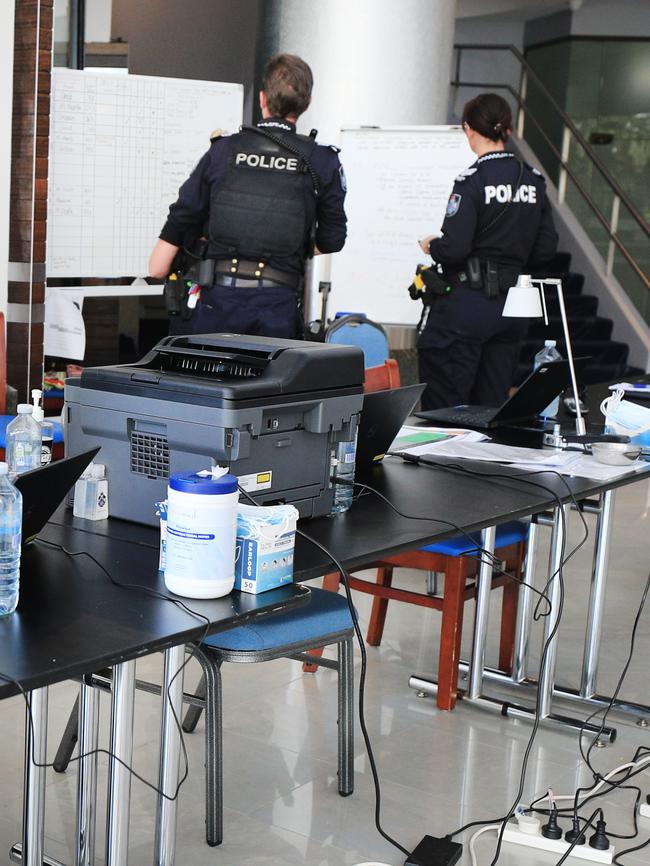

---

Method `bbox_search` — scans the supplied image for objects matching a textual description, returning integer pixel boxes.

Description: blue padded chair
[52,588,355,848]
[324,314,390,368]
[182,587,355,846]
[317,520,530,711]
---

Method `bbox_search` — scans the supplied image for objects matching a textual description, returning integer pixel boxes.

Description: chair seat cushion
[204,586,354,653]
[419,519,529,557]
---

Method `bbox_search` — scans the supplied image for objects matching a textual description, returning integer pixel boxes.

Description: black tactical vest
[209,126,319,266]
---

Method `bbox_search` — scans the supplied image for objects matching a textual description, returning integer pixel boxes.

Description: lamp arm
[547,278,586,436]
[531,279,549,325]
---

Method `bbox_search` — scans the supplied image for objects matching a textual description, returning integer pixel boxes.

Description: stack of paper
[391,425,488,457]
[406,439,649,481]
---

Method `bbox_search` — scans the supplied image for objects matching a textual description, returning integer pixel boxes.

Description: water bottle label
[14,444,35,470]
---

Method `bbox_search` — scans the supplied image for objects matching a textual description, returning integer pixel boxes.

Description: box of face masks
[234,503,299,593]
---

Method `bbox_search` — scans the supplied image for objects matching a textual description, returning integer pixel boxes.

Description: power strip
[503,823,614,863]
[640,802,650,819]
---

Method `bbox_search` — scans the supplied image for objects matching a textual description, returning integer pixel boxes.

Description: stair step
[513,360,631,388]
[563,272,585,296]
[519,339,629,366]
[544,294,599,316]
[527,316,614,342]
[530,251,571,275]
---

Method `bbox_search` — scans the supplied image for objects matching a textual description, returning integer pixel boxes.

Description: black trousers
[191,279,302,339]
[417,285,528,411]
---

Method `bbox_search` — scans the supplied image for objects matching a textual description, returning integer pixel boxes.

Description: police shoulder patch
[446,193,462,217]
[328,144,341,153]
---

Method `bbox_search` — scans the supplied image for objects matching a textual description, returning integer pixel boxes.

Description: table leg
[75,677,99,866]
[538,504,568,718]
[512,520,539,683]
[468,525,496,700]
[105,660,136,866]
[20,688,48,866]
[580,490,615,699]
[154,645,185,866]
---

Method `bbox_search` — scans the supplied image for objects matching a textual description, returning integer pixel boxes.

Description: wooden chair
[364,358,400,392]
[305,359,528,711]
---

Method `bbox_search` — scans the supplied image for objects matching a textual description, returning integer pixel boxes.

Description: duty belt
[215,259,301,290]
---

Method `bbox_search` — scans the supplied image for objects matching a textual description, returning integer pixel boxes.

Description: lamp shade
[502,274,543,318]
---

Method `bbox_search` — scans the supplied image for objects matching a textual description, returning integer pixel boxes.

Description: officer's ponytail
[462,93,512,143]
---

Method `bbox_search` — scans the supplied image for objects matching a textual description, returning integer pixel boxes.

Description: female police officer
[149,54,347,340]
[417,93,558,411]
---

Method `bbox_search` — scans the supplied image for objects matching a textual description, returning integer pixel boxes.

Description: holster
[196,257,216,290]
[484,260,500,299]
[163,277,184,316]
[465,257,500,299]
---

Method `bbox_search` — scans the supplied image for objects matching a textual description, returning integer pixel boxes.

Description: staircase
[514,252,645,387]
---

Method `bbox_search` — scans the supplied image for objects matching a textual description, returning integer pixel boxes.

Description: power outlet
[503,821,614,863]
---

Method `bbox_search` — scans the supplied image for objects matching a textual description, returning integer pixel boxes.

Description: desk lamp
[503,274,586,436]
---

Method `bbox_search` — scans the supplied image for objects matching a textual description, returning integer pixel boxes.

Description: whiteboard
[329,127,474,325]
[47,69,243,279]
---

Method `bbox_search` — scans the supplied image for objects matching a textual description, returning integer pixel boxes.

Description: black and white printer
[64,334,365,525]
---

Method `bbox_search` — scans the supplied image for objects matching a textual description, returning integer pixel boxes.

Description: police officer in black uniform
[149,54,347,339]
[417,93,558,411]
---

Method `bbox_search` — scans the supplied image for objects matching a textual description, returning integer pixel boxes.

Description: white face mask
[603,391,650,444]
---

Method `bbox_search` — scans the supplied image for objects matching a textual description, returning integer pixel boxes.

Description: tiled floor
[1,478,649,865]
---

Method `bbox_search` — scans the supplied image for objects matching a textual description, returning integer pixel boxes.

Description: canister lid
[169,472,238,495]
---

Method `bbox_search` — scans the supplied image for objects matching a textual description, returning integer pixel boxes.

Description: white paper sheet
[413,440,582,467]
[391,425,489,456]
[44,288,86,360]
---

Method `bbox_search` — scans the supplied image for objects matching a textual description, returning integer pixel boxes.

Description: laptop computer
[415,359,578,430]
[356,383,426,469]
[14,448,100,543]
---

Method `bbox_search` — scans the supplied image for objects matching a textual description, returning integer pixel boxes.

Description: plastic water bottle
[6,405,42,477]
[533,340,563,420]
[0,462,22,616]
[330,432,358,514]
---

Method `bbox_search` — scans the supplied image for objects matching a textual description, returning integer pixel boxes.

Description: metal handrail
[454,43,649,239]
[452,43,649,299]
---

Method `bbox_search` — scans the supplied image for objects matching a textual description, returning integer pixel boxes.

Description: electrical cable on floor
[392,453,593,864]
[0,537,215,803]
[347,461,589,862]
[347,478,554,614]
[469,824,500,866]
[516,572,650,854]
[553,808,603,866]
[613,831,650,865]
[237,483,412,858]
[577,569,650,779]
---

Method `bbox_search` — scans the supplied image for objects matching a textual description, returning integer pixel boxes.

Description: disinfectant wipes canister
[164,468,239,599]
[235,503,299,594]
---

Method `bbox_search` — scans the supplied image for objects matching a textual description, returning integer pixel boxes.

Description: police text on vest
[484,184,537,204]
[235,153,299,171]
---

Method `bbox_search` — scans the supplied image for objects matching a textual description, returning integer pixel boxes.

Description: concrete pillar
[259,0,457,320]
[259,0,457,144]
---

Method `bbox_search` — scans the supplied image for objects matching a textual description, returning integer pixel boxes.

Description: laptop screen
[14,448,100,542]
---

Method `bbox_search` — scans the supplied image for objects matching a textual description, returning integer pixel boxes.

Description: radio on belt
[64,334,365,525]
